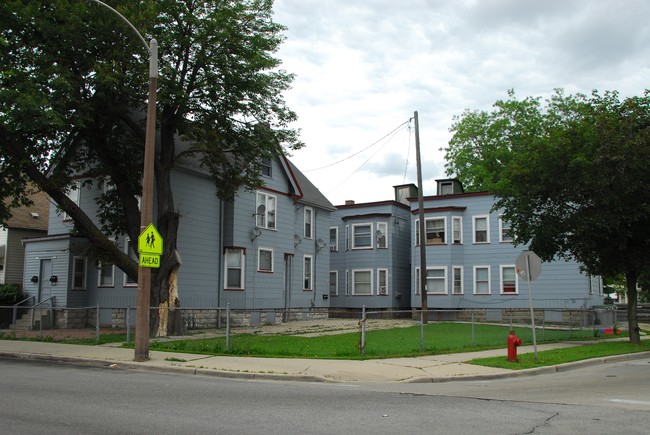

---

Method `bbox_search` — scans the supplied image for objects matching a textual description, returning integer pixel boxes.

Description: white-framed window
[415,267,447,295]
[345,270,350,295]
[224,248,245,289]
[474,266,491,295]
[452,266,463,295]
[261,157,272,177]
[452,216,463,244]
[72,256,87,290]
[499,216,513,243]
[304,207,313,239]
[63,180,80,221]
[258,248,273,273]
[352,223,372,249]
[500,265,518,294]
[473,215,490,244]
[256,192,276,229]
[329,271,338,296]
[377,268,388,295]
[376,222,387,249]
[329,227,338,252]
[124,238,138,287]
[352,269,373,295]
[415,218,446,245]
[345,225,350,250]
[97,262,114,287]
[303,255,313,290]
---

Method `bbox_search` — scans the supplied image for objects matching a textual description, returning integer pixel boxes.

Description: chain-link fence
[1,303,621,356]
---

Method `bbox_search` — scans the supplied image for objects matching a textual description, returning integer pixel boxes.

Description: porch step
[9,311,51,330]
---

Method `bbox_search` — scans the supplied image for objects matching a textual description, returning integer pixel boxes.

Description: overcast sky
[272,0,650,206]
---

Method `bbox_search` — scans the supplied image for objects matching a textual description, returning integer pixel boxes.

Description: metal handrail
[30,296,55,330]
[12,295,35,325]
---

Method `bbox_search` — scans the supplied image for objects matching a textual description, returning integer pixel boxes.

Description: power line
[303,119,410,172]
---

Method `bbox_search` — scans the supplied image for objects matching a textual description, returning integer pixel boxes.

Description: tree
[443,89,650,344]
[0,0,301,335]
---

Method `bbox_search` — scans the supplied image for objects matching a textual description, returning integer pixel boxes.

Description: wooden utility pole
[414,111,428,322]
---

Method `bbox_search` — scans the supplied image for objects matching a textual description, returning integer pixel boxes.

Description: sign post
[516,250,542,360]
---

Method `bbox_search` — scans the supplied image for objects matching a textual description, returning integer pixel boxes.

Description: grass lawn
[144,322,604,360]
[469,341,650,370]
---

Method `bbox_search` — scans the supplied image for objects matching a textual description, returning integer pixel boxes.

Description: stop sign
[516,250,542,281]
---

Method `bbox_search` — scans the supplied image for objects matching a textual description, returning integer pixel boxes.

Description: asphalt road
[1,356,648,434]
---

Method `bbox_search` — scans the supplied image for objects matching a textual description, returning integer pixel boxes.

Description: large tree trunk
[625,270,641,344]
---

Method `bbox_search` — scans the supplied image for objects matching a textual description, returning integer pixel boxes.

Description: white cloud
[274,0,650,205]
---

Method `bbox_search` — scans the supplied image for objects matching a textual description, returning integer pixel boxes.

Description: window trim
[415,266,448,295]
[71,256,87,290]
[452,266,464,295]
[473,265,491,295]
[415,217,447,245]
[473,215,490,244]
[224,248,245,290]
[329,227,338,252]
[63,180,80,221]
[452,216,463,244]
[377,268,388,295]
[499,215,513,243]
[500,265,518,295]
[351,268,373,295]
[376,222,388,249]
[261,157,272,177]
[329,270,338,296]
[256,191,277,230]
[351,223,373,249]
[304,207,313,239]
[257,247,273,273]
[303,255,313,291]
[97,262,115,288]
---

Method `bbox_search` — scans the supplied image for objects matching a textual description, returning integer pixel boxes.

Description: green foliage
[0,284,23,305]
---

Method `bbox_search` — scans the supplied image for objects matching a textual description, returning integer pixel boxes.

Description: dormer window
[440,182,454,195]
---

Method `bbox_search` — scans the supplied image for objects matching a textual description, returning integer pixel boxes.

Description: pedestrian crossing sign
[138,223,163,255]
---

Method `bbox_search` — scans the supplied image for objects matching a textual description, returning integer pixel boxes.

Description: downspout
[312,209,318,307]
[217,199,224,308]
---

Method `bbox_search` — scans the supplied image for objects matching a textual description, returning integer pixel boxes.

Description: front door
[38,259,52,302]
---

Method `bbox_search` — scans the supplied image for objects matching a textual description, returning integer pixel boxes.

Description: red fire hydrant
[507,330,522,362]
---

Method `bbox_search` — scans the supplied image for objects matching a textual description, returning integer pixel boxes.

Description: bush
[0,284,23,305]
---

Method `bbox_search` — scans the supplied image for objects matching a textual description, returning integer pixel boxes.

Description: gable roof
[4,190,50,231]
[283,157,336,212]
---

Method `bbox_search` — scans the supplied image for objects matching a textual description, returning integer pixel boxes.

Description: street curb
[404,351,650,383]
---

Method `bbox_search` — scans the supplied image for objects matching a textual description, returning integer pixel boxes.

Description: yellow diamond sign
[138,223,163,255]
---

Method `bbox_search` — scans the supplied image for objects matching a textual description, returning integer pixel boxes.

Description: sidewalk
[2,339,648,383]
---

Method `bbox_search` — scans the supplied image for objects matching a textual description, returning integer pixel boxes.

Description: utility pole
[414,111,428,322]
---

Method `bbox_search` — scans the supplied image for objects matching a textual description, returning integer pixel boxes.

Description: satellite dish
[294,234,302,243]
[256,204,266,215]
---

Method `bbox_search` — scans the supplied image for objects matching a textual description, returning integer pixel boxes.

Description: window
[452,266,463,295]
[303,255,313,290]
[304,207,313,239]
[452,216,463,244]
[329,227,338,252]
[352,223,372,249]
[329,271,338,296]
[501,265,518,294]
[124,239,138,287]
[256,192,276,229]
[377,269,388,295]
[473,215,490,244]
[258,248,273,273]
[415,267,447,295]
[474,266,491,295]
[376,222,387,249]
[261,157,272,177]
[345,225,350,250]
[72,256,87,290]
[440,181,454,195]
[225,248,245,289]
[415,218,446,245]
[63,181,80,221]
[345,270,350,295]
[352,269,373,295]
[499,216,513,243]
[98,262,114,287]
